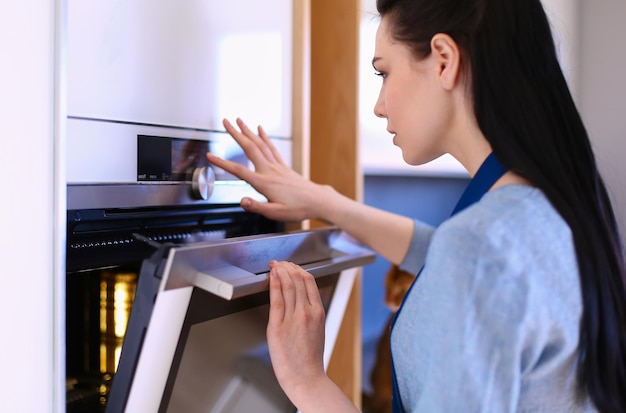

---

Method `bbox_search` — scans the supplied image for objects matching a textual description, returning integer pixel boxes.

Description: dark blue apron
[390,152,507,412]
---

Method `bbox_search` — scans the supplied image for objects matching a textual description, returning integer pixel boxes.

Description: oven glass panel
[163,276,336,413]
[168,304,288,412]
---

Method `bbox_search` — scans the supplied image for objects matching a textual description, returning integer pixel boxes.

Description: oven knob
[191,166,215,200]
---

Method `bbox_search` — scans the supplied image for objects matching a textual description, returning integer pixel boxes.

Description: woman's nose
[373,95,385,118]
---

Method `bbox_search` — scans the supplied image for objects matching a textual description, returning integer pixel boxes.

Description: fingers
[269,261,321,308]
[283,261,320,307]
[222,118,266,164]
[274,262,298,316]
[205,152,257,184]
[240,197,304,223]
[224,118,282,166]
[237,118,283,165]
[303,269,324,308]
[268,262,286,325]
[269,262,299,322]
[257,124,287,167]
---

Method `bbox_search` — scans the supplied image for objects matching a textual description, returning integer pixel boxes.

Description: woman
[207,0,626,411]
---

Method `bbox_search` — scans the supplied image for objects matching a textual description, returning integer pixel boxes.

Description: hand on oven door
[266,260,358,412]
[206,118,332,223]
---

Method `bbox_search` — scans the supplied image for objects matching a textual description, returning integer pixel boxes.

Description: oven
[64,2,374,411]
[65,132,375,413]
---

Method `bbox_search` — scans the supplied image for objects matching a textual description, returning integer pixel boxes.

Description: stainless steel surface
[161,226,376,300]
[191,166,215,200]
[67,180,266,210]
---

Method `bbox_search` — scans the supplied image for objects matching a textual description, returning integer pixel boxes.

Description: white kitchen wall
[0,1,64,412]
[579,1,626,239]
[540,0,581,97]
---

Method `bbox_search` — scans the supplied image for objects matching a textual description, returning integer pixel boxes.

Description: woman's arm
[267,260,360,413]
[207,118,415,264]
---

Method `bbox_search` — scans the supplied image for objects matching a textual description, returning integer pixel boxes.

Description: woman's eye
[374,71,386,79]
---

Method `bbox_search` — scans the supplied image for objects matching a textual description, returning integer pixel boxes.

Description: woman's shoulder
[436,184,571,252]
[420,183,582,336]
[428,184,578,287]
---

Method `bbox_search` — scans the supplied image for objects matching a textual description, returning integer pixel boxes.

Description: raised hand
[211,118,415,266]
[207,118,331,223]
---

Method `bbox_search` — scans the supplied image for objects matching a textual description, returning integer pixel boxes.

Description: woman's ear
[430,33,462,90]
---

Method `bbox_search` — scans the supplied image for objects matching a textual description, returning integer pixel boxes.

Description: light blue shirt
[394,185,596,412]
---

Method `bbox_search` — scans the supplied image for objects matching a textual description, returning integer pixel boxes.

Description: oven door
[106,226,375,413]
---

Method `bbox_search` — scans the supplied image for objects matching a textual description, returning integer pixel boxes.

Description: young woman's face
[372,18,456,166]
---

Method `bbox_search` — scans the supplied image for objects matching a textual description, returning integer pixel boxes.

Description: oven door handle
[161,227,376,300]
[188,252,374,300]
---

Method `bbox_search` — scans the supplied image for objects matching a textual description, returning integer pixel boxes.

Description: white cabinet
[66,0,293,183]
[1,2,61,412]
[67,0,292,138]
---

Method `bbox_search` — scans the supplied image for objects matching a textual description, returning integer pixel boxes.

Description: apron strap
[390,152,506,412]
[451,152,507,216]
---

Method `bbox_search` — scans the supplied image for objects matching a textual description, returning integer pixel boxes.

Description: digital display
[137,135,210,181]
[136,134,250,182]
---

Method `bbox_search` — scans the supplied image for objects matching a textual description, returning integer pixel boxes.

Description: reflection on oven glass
[166,303,296,413]
[163,280,336,413]
[99,272,136,374]
[66,267,139,413]
[171,139,210,180]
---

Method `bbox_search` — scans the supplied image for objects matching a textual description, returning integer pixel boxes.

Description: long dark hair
[376,0,626,411]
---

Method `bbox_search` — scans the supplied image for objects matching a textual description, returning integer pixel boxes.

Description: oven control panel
[137,134,241,183]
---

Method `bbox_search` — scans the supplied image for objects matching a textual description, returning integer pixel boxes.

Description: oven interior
[66,203,283,412]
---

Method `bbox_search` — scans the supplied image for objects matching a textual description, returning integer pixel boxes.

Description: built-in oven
[65,133,375,413]
[63,3,374,411]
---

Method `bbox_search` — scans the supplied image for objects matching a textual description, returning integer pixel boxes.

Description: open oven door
[105,226,375,413]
